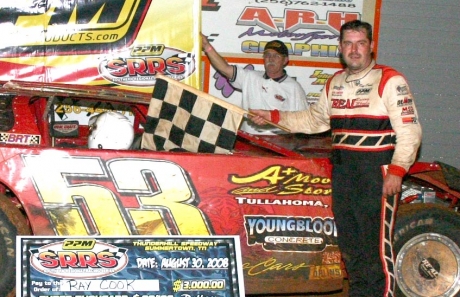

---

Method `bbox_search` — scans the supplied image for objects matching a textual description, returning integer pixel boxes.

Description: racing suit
[272,60,422,296]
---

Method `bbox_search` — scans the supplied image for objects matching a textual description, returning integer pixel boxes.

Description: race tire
[394,203,460,297]
[0,194,31,297]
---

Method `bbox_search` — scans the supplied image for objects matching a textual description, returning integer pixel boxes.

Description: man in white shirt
[202,35,308,135]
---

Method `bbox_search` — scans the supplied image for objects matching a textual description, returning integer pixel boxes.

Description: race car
[0,80,459,297]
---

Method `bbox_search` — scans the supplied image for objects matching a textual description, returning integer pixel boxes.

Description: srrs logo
[99,46,196,87]
[30,240,128,279]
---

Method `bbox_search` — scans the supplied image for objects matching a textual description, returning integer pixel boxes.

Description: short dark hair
[339,20,373,42]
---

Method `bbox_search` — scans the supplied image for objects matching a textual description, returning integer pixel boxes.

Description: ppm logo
[62,239,96,250]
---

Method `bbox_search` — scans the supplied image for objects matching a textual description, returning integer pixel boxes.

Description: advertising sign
[17,236,245,297]
[201,0,381,104]
[0,0,201,92]
[202,0,380,61]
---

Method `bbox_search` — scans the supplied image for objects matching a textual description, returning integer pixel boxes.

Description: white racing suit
[276,60,422,296]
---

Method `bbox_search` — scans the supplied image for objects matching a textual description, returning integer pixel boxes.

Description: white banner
[202,0,378,62]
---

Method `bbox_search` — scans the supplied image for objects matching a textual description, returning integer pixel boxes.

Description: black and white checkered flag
[142,74,245,154]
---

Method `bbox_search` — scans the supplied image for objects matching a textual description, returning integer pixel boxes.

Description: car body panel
[0,81,343,294]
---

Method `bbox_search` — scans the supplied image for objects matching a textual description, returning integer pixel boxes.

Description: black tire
[0,194,31,297]
[394,204,460,297]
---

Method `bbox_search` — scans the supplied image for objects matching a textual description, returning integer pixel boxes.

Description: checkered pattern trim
[142,77,243,154]
[177,53,194,64]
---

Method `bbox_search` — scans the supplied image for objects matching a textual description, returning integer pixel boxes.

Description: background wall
[377,0,460,168]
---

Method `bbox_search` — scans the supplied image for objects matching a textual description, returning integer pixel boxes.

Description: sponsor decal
[0,0,153,56]
[396,84,409,95]
[0,133,40,145]
[52,122,79,134]
[53,99,134,123]
[274,94,286,102]
[402,116,418,124]
[401,106,415,116]
[229,165,331,197]
[397,97,413,107]
[235,197,330,208]
[29,239,128,279]
[310,70,333,85]
[309,264,343,279]
[99,46,196,87]
[235,6,359,57]
[356,87,371,95]
[245,215,337,251]
[237,6,358,35]
[243,258,341,279]
[332,85,344,96]
[331,98,370,109]
[322,250,342,265]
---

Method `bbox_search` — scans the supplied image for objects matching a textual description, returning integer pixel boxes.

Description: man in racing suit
[250,20,422,296]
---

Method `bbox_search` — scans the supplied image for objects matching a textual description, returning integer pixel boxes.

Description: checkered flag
[103,248,128,259]
[141,74,245,154]
[176,53,193,64]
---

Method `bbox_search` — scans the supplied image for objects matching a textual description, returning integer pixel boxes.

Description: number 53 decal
[23,154,212,236]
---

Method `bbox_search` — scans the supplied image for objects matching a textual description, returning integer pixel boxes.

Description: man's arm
[386,76,422,169]
[383,75,422,197]
[201,33,234,79]
[249,83,331,133]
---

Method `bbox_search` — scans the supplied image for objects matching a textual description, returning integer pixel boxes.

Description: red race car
[0,80,459,297]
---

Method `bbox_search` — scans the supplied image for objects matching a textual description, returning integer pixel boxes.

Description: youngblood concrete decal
[245,215,337,252]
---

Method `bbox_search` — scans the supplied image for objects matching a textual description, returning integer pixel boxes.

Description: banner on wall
[202,0,380,61]
[201,0,381,104]
[0,0,202,92]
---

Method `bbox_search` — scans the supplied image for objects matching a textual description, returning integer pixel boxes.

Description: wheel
[0,194,31,297]
[394,204,460,297]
